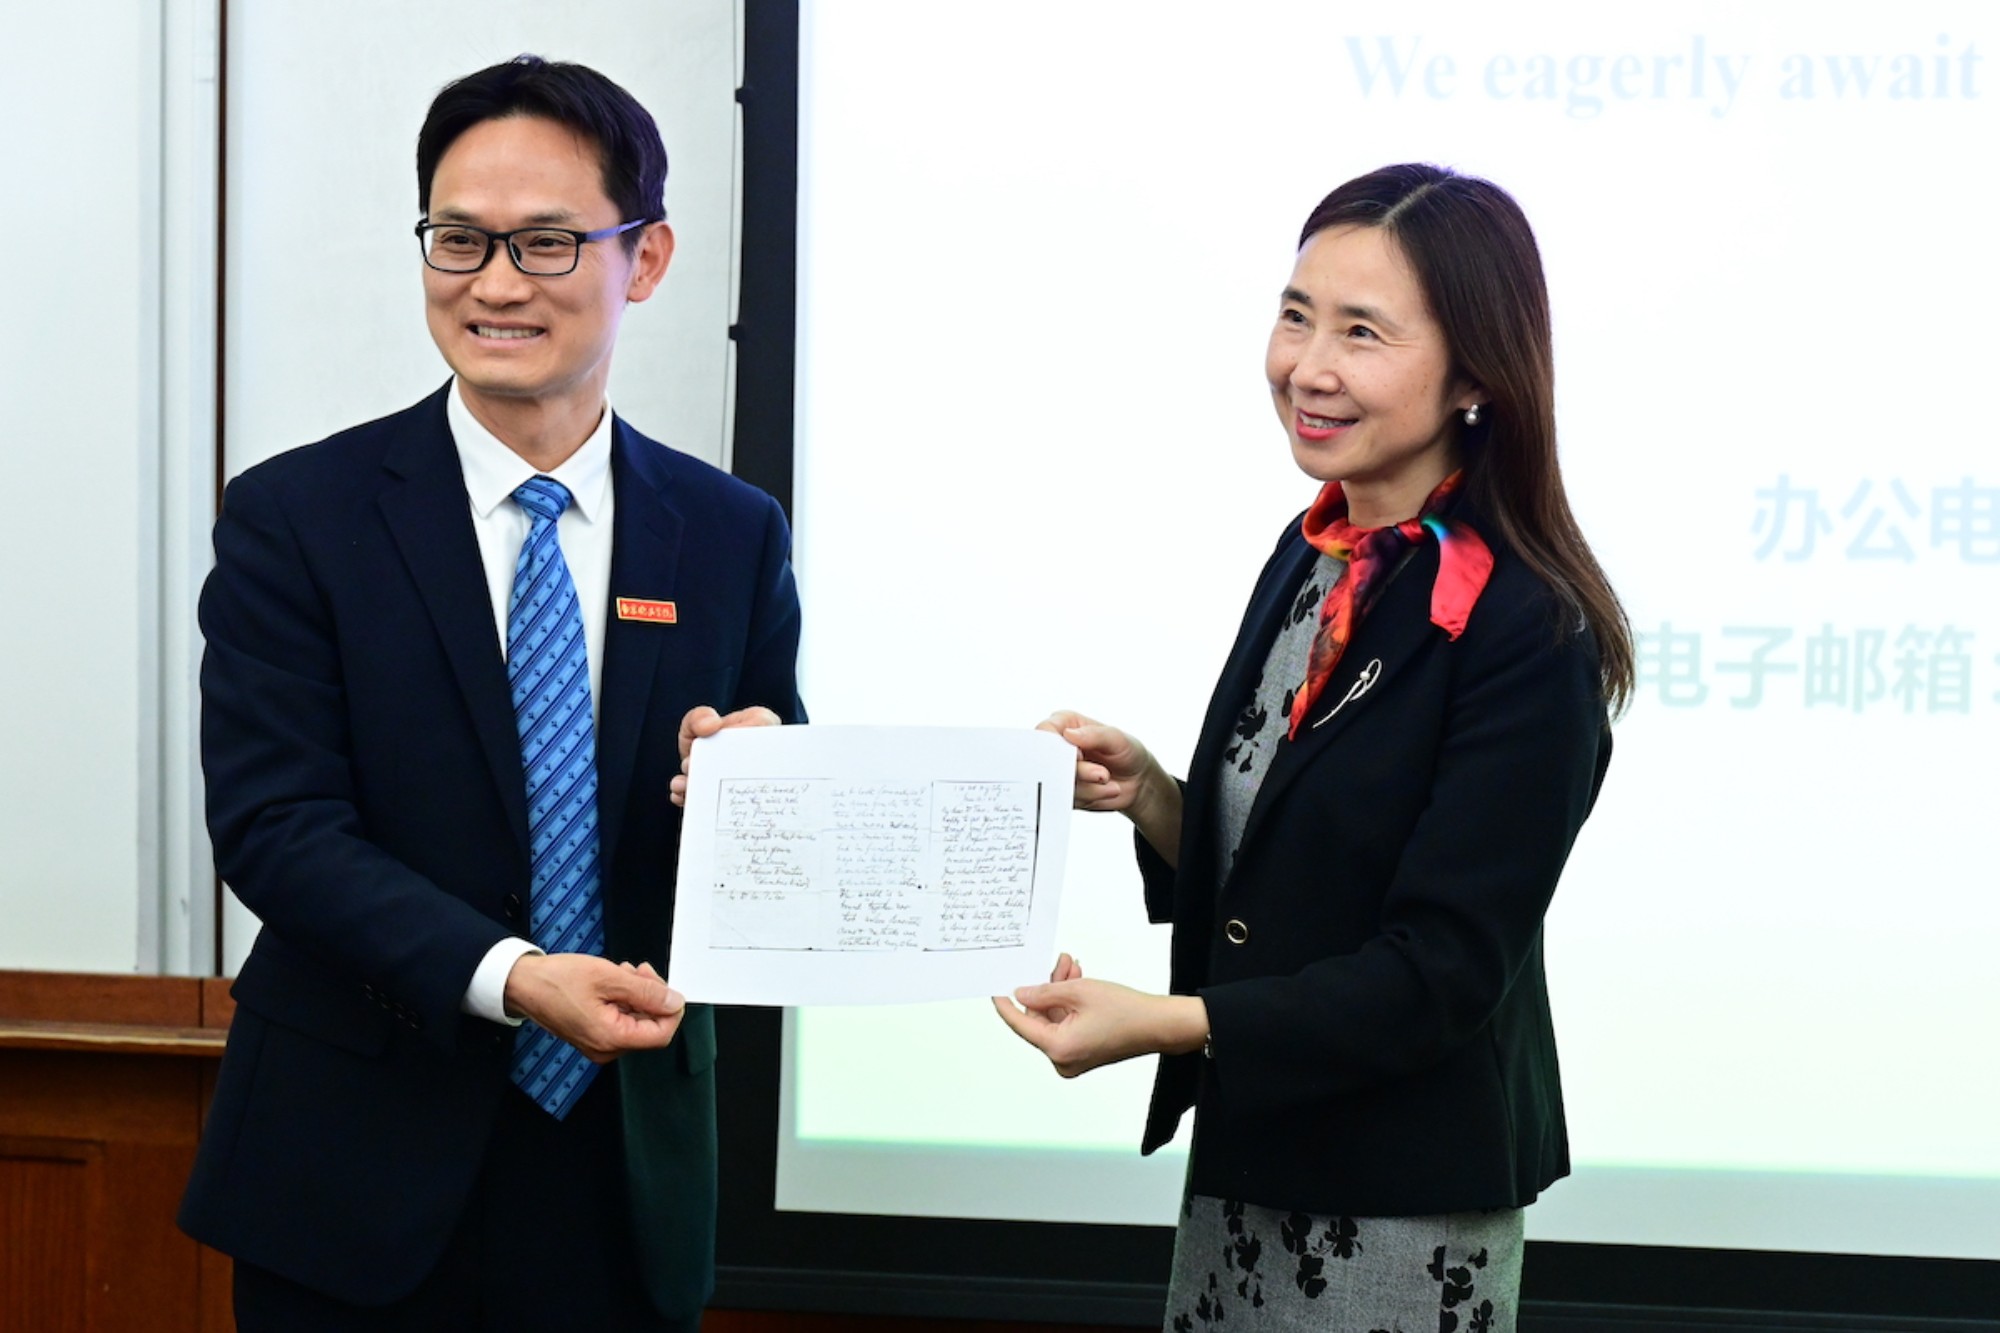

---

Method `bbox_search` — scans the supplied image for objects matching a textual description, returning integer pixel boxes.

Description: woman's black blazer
[1139,510,1613,1217]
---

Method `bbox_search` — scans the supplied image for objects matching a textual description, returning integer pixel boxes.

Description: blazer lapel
[596,420,684,878]
[1179,534,1318,894]
[377,393,531,855]
[1236,541,1445,855]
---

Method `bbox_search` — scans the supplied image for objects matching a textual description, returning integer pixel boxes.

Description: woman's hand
[993,963,1208,1078]
[1038,710,1156,812]
[1036,951,1084,1023]
[669,705,784,807]
[1039,710,1183,865]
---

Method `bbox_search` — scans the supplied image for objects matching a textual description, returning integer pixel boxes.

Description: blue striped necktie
[506,475,605,1119]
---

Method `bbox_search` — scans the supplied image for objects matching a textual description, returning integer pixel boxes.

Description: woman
[994,164,1631,1331]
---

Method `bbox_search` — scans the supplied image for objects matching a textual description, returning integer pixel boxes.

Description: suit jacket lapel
[596,419,684,878]
[377,390,531,855]
[1236,541,1445,855]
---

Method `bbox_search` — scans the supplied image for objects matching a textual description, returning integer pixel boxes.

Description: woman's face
[1265,224,1479,526]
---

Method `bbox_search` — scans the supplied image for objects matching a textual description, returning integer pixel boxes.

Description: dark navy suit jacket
[178,386,803,1317]
[1140,509,1611,1216]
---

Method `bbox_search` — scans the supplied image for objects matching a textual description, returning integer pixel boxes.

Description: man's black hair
[417,55,667,245]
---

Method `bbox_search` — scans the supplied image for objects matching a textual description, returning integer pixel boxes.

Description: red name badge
[615,597,678,624]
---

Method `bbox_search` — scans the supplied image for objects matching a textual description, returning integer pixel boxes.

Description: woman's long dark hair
[1300,163,1634,713]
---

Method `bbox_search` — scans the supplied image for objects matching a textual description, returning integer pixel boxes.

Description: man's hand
[668,704,784,806]
[502,953,685,1063]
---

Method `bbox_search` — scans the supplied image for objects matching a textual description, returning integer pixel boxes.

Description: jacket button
[1224,918,1250,945]
[503,894,524,920]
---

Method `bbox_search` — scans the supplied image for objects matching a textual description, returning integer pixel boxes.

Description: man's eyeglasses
[415,219,651,276]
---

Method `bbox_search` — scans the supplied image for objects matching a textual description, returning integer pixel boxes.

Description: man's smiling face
[421,114,670,429]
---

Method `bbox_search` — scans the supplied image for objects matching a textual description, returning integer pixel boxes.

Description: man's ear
[625,222,675,303]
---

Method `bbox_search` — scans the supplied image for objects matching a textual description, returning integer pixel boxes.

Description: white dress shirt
[447,380,618,1024]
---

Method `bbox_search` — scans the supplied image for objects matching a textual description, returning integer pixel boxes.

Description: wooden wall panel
[0,974,218,1333]
[0,1141,92,1333]
[93,1141,203,1331]
[0,971,202,1027]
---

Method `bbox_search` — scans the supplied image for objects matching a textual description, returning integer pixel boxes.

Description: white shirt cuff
[463,937,543,1025]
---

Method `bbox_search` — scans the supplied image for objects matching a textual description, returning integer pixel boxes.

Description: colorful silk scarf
[1287,470,1495,738]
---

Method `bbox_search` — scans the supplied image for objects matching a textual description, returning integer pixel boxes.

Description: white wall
[0,1,159,972]
[218,2,744,973]
[0,0,741,977]
[222,1,742,477]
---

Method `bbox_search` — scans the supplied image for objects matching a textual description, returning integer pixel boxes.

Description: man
[179,56,802,1331]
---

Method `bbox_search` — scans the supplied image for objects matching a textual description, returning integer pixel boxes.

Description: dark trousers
[233,1065,697,1333]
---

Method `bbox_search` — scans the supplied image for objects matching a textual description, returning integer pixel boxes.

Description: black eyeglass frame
[414,218,654,276]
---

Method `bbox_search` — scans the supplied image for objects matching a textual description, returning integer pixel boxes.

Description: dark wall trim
[212,0,232,971]
[728,0,799,518]
[711,1263,2000,1333]
[712,1263,2000,1333]
[1521,1305,1997,1333]
[713,1267,1164,1327]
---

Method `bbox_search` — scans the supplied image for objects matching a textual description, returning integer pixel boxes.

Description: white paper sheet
[667,726,1075,1005]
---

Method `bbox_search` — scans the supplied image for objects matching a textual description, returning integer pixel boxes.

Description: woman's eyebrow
[1337,301,1404,333]
[1281,288,1404,334]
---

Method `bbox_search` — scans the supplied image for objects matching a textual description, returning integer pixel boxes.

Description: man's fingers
[676,705,783,803]
[606,967,682,1017]
[677,706,721,759]
[714,705,782,731]
[692,705,781,738]
[679,703,782,766]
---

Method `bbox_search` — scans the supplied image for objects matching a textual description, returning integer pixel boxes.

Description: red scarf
[1287,470,1495,738]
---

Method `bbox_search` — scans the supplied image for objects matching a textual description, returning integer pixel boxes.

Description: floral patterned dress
[1165,1196,1522,1332]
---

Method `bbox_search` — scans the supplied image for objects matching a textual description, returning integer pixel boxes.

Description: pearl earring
[1463,404,1482,426]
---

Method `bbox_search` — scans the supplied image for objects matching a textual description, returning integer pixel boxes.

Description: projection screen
[778,0,1998,1262]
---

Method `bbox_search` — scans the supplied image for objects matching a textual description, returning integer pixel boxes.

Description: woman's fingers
[1039,709,1095,735]
[992,995,1052,1050]
[1013,979,1087,1014]
[1041,710,1149,810]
